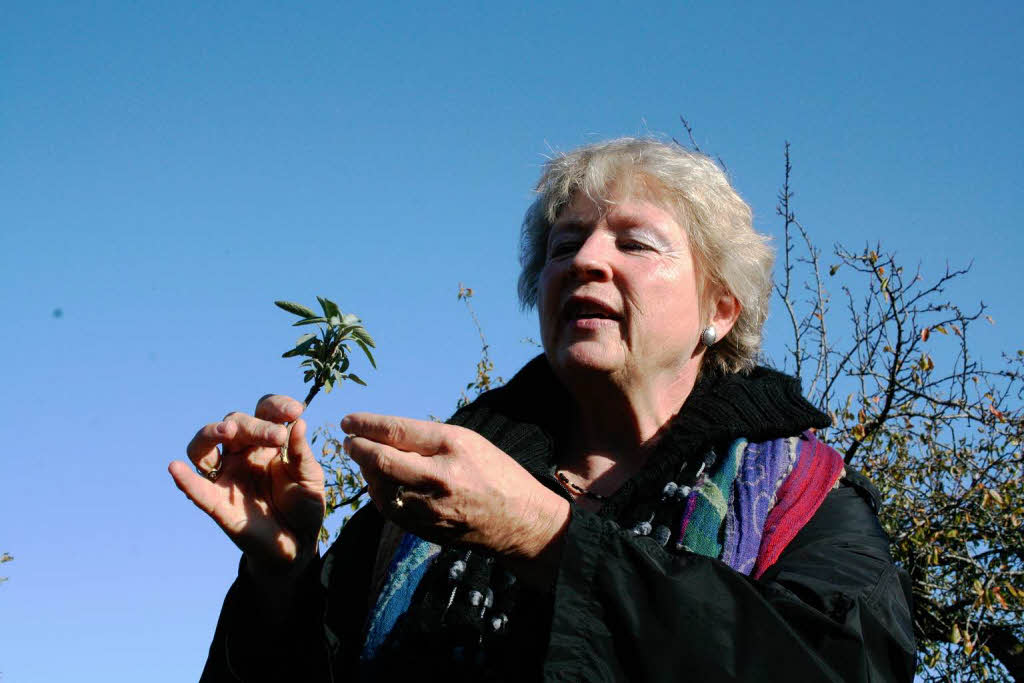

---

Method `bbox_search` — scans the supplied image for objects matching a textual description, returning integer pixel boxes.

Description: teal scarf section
[678,438,746,557]
[361,532,441,662]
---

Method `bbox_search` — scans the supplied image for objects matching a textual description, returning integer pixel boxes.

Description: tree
[772,143,1023,681]
[454,283,503,410]
[313,138,1023,681]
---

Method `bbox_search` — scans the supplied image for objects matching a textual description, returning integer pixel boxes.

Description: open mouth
[563,298,622,322]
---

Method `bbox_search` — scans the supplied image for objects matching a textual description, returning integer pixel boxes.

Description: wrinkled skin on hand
[169,395,325,581]
[341,413,569,577]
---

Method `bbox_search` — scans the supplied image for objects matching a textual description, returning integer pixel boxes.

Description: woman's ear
[709,289,741,339]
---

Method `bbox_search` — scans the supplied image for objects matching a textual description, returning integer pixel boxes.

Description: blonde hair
[518,137,774,374]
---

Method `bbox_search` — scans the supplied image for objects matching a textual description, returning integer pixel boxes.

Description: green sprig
[274,297,376,461]
[275,297,376,405]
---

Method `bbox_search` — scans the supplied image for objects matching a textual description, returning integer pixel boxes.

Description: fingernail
[215,423,228,436]
[342,436,352,454]
[340,416,351,432]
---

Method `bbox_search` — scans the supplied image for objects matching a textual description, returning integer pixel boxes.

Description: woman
[171,138,916,681]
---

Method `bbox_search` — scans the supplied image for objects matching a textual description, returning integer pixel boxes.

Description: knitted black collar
[450,354,830,518]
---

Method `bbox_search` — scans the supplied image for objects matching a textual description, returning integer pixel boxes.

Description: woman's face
[537,191,705,390]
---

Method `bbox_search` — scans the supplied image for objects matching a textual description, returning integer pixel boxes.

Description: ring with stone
[197,449,224,482]
[391,484,406,511]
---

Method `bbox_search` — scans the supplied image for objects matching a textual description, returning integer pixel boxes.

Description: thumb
[284,418,323,486]
[167,460,226,523]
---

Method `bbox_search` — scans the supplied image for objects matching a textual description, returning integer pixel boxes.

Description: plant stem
[303,382,321,407]
[281,380,323,464]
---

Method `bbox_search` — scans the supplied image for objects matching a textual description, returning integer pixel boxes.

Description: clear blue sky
[2,2,1021,680]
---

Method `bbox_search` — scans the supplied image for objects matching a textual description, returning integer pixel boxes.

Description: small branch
[677,115,703,154]
[303,381,322,408]
[774,142,805,377]
[795,217,830,402]
[336,484,368,508]
[674,116,728,172]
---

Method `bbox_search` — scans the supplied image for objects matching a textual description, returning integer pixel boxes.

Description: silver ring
[391,485,406,511]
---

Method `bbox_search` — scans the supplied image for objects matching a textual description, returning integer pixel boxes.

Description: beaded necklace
[555,470,609,501]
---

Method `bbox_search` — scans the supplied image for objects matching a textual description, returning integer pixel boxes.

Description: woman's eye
[620,240,650,252]
[548,241,580,258]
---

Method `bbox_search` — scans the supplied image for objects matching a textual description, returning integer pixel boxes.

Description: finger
[366,480,386,513]
[222,412,289,448]
[185,421,235,469]
[366,479,420,520]
[186,414,287,469]
[341,413,449,455]
[167,460,226,522]
[254,394,305,423]
[345,435,437,489]
[283,418,321,485]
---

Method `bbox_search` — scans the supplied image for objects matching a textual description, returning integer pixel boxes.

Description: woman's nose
[569,234,613,281]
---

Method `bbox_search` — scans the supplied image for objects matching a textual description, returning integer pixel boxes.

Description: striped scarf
[361,429,844,665]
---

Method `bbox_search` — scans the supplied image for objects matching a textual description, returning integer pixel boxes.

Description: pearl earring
[701,325,717,347]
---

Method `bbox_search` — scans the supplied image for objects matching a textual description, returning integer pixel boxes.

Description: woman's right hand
[168,395,326,584]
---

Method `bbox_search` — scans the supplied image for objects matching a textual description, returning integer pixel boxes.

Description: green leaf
[355,338,377,368]
[282,337,316,358]
[318,297,341,320]
[348,373,367,386]
[334,324,362,341]
[342,313,360,326]
[323,377,333,394]
[303,370,315,382]
[325,341,345,362]
[328,315,342,328]
[352,327,376,348]
[292,317,328,327]
[295,332,316,346]
[275,300,317,318]
[337,356,350,373]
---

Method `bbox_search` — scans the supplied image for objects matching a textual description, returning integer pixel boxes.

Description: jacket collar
[454,354,830,513]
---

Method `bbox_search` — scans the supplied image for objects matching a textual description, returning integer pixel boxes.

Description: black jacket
[201,358,916,681]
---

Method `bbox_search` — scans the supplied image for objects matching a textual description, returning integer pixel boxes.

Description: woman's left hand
[342,413,570,569]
